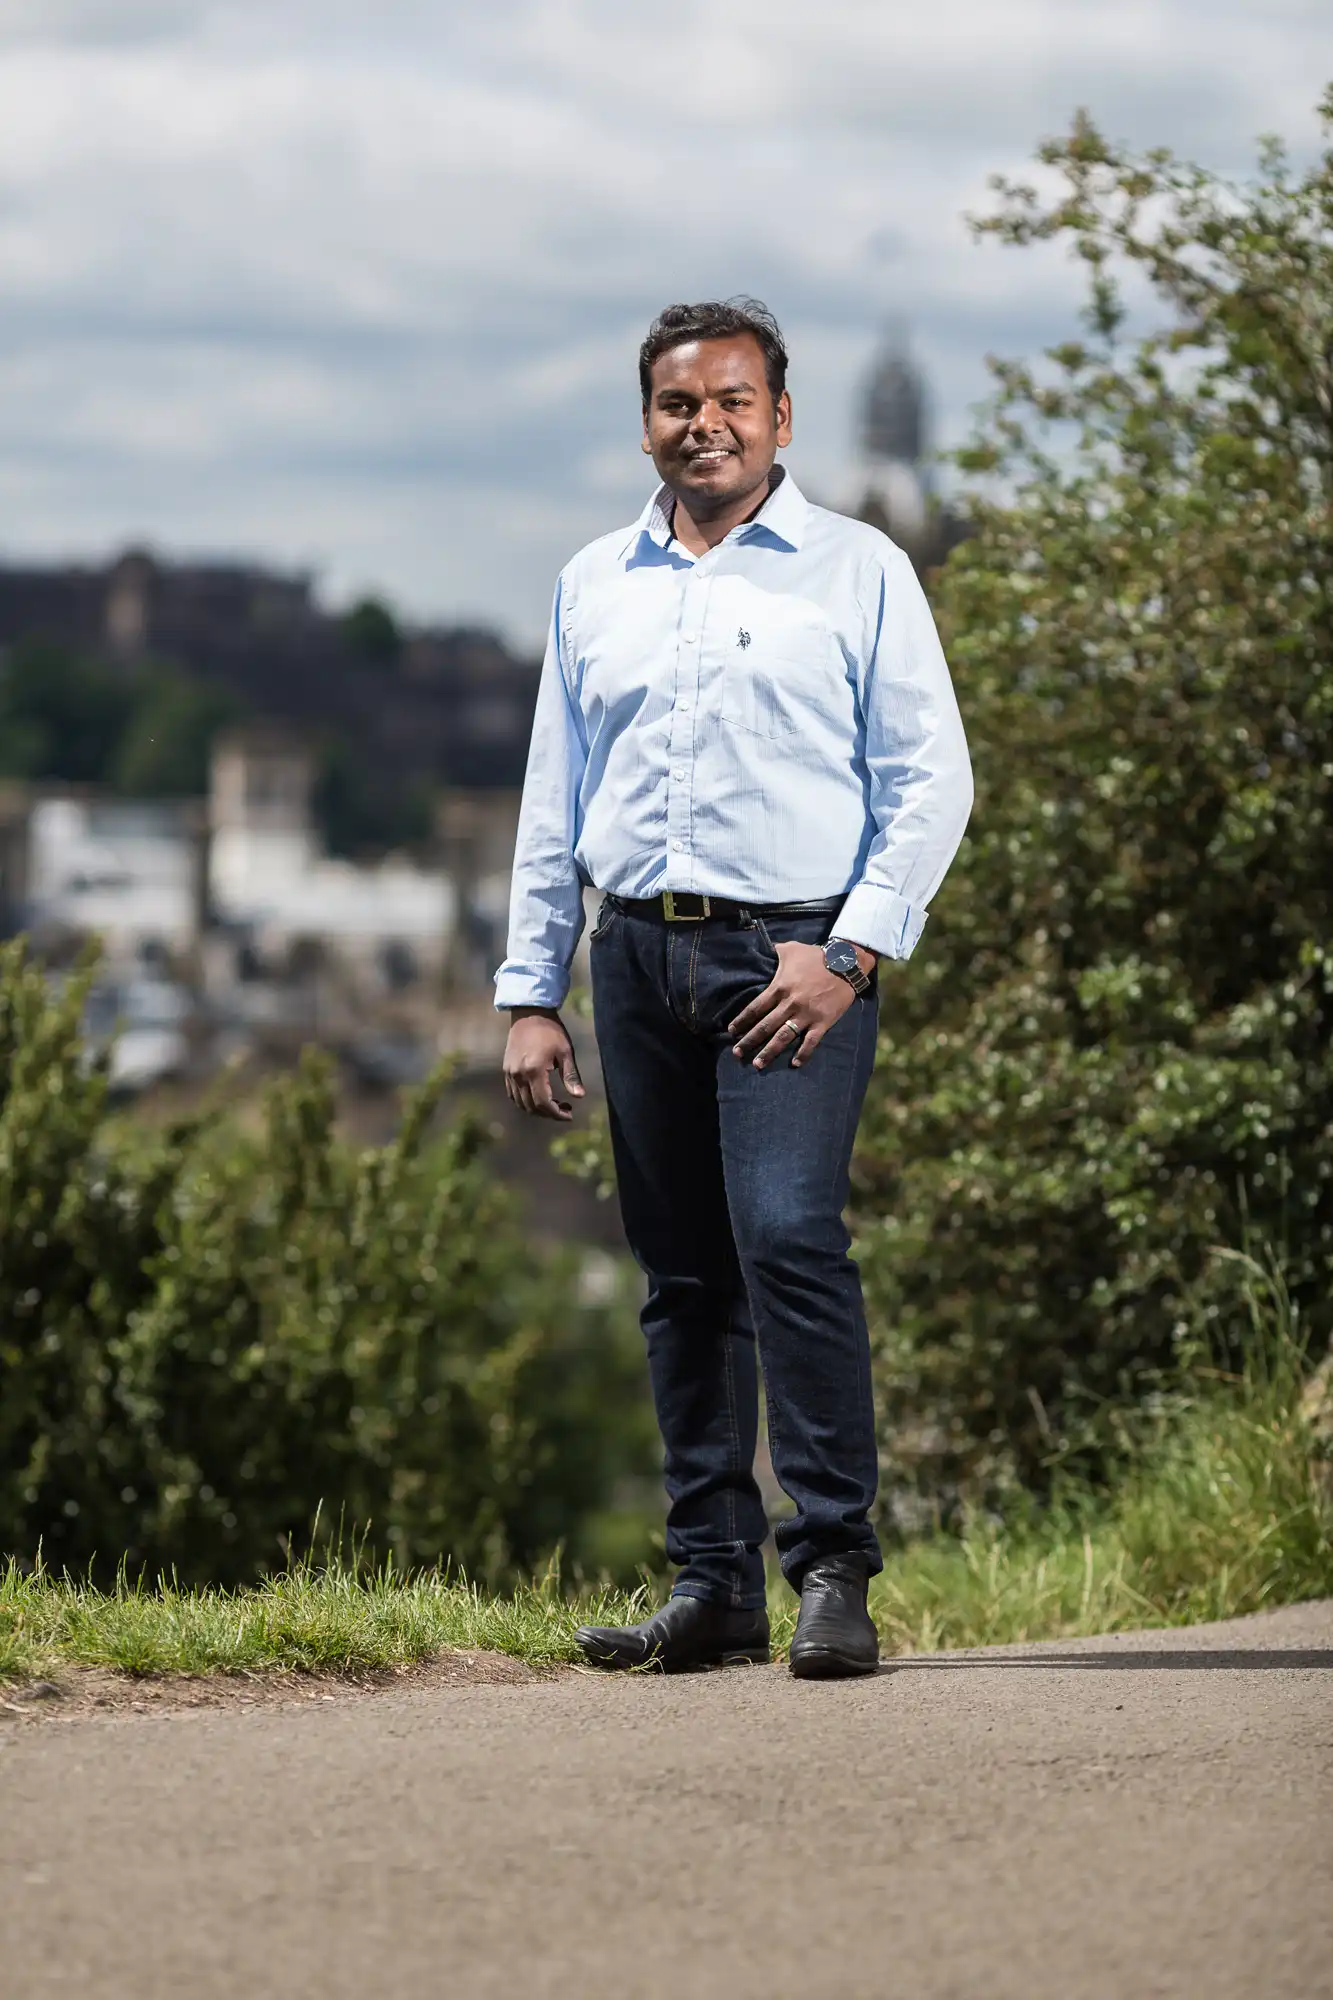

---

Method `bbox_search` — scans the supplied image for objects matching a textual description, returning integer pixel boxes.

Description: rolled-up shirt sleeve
[835,544,974,960]
[493,577,589,1009]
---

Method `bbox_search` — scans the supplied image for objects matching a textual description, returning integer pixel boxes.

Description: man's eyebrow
[656,378,759,398]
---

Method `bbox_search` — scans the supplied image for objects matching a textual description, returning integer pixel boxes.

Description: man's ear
[641,408,653,454]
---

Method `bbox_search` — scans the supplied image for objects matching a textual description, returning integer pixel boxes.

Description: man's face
[642,334,792,513]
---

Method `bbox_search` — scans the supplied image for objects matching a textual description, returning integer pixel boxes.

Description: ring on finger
[782,1018,802,1039]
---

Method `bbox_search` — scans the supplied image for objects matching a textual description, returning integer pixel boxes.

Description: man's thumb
[561,1051,585,1096]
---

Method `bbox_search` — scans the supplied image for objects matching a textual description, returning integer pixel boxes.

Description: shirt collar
[620,465,809,560]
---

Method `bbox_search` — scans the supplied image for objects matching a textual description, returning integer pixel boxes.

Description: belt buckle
[662,890,710,922]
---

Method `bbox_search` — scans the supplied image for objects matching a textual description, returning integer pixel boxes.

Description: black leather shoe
[575,1594,770,1673]
[788,1557,880,1679]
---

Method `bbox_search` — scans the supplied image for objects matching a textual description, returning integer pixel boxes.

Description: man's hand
[728,941,876,1071]
[503,1007,586,1120]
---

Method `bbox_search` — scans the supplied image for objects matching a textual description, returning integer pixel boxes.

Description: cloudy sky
[0,2,1326,647]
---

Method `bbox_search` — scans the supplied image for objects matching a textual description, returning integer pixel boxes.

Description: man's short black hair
[639,298,788,408]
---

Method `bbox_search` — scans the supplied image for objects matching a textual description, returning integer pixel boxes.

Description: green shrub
[0,941,654,1586]
[854,99,1333,1510]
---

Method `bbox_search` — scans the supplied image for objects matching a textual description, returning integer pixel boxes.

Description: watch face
[824,939,860,976]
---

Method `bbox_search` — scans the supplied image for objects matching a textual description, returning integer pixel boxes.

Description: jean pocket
[754,912,835,959]
[589,896,620,943]
[751,914,779,963]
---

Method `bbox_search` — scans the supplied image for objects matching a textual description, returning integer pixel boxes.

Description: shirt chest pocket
[717,612,843,740]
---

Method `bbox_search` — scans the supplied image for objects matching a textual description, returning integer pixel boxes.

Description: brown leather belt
[607,892,844,925]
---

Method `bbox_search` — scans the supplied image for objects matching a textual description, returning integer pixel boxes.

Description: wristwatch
[823,937,872,998]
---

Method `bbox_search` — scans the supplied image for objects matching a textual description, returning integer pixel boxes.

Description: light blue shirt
[494,469,973,1009]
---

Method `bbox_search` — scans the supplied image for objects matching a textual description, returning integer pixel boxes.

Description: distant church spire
[845,327,969,577]
[862,331,929,478]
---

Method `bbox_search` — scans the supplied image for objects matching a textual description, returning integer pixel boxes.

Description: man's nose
[689,400,729,434]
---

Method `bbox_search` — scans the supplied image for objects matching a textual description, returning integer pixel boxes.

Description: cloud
[0,0,203,48]
[0,0,1327,642]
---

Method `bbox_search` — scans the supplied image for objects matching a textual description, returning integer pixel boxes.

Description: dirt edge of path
[0,1647,553,1723]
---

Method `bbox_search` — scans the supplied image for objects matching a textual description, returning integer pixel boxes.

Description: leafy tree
[341,596,402,665]
[854,96,1333,1510]
[111,672,238,797]
[315,738,434,858]
[0,642,236,801]
[0,642,138,785]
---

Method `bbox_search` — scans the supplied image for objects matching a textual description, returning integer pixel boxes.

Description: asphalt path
[3,1600,1331,2000]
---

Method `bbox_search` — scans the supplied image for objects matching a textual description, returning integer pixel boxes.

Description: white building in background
[14,735,456,993]
[25,795,203,963]
[1,730,459,1090]
[207,729,455,988]
[16,797,199,1091]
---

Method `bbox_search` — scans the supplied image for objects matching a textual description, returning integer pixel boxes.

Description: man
[497,298,972,1678]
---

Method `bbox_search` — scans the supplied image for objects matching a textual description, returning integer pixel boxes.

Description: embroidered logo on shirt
[737,627,752,650]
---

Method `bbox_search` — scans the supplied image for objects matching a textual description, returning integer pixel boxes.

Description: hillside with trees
[0,565,539,859]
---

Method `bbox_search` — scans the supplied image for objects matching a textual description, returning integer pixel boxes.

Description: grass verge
[3,1323,1329,1686]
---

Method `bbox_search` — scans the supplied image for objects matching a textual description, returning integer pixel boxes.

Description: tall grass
[859,1255,1332,1654]
[0,1556,645,1683]
[2,1269,1329,1684]
[868,1326,1331,1654]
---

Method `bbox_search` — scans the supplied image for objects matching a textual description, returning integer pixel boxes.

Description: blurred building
[0,784,35,937]
[0,784,205,1092]
[843,332,970,575]
[2,739,455,978]
[0,548,539,800]
[206,726,455,994]
[435,789,522,996]
[0,547,537,1026]
[0,730,461,1091]
[23,793,205,963]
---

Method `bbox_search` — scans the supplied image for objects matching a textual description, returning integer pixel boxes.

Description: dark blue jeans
[589,899,883,1609]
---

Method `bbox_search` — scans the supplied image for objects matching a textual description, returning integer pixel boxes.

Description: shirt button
[682,631,696,643]
[671,839,684,853]
[672,768,685,781]
[678,699,691,712]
